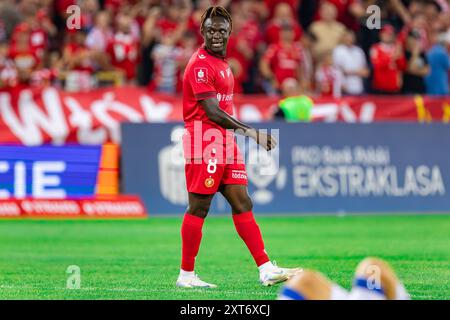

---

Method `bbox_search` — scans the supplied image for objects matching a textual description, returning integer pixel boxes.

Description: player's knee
[283,270,332,300]
[187,203,211,218]
[232,195,253,214]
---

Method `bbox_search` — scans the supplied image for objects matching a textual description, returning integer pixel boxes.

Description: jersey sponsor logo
[205,177,215,188]
[216,93,234,102]
[231,170,247,180]
[194,68,207,83]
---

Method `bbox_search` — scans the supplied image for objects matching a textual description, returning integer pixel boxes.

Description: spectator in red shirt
[27,8,56,61]
[10,4,56,66]
[107,12,140,82]
[370,24,407,94]
[61,27,100,91]
[62,28,95,73]
[229,0,264,54]
[8,23,40,84]
[265,2,302,45]
[260,22,302,95]
[157,2,186,39]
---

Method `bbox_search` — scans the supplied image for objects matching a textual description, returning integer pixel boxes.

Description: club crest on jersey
[195,68,207,83]
[205,177,215,188]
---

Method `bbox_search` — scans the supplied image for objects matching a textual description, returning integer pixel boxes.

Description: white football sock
[179,269,195,278]
[258,261,275,272]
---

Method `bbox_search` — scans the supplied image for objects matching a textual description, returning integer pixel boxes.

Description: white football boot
[176,273,217,288]
[259,261,303,286]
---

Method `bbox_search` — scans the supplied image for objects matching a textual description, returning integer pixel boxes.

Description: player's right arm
[188,59,276,151]
[200,98,277,151]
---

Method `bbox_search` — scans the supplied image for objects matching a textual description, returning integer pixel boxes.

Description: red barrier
[0,86,449,145]
[0,196,147,218]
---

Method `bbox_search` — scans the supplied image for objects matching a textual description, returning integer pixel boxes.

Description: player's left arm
[200,98,277,151]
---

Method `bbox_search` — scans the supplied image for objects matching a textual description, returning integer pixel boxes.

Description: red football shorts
[183,128,248,194]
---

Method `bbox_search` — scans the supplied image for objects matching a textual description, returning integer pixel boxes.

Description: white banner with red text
[0,196,147,218]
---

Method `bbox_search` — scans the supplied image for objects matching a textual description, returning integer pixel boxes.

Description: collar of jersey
[202,45,226,61]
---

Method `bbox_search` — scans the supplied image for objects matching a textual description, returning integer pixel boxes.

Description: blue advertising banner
[0,145,101,198]
[121,123,450,214]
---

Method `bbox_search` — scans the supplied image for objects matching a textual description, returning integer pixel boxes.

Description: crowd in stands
[0,0,449,96]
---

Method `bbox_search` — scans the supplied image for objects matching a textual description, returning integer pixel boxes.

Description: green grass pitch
[0,214,448,300]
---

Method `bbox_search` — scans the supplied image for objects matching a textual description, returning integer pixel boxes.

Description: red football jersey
[370,43,407,92]
[107,32,139,80]
[183,46,234,132]
[262,42,302,87]
[183,46,235,161]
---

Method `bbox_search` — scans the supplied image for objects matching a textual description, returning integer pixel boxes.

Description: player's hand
[246,129,277,151]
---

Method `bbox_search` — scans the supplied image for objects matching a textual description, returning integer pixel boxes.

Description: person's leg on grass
[219,184,303,286]
[176,192,217,288]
